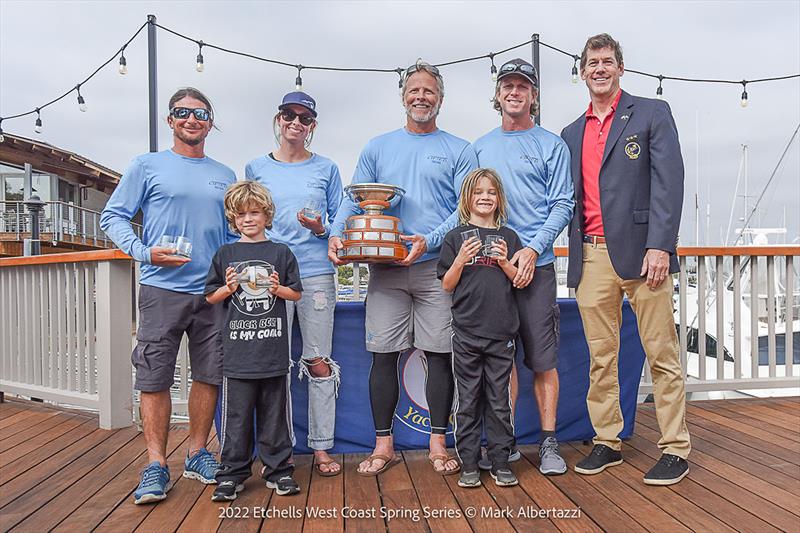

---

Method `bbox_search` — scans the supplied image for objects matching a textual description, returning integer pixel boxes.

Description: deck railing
[0,250,134,428]
[0,246,798,427]
[1,201,142,247]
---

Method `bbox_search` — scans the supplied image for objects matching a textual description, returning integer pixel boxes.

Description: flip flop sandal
[429,454,461,476]
[356,454,401,477]
[315,457,342,477]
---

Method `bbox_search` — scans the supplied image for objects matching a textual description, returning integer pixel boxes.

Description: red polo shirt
[581,90,622,237]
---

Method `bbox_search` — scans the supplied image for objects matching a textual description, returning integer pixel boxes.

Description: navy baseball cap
[278,91,317,117]
[497,58,539,87]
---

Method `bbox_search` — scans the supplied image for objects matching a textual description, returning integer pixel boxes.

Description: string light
[295,65,303,91]
[196,41,204,72]
[571,55,579,84]
[740,81,749,108]
[34,109,42,134]
[76,85,87,112]
[0,119,4,143]
[118,49,128,75]
[397,68,404,95]
[2,18,798,134]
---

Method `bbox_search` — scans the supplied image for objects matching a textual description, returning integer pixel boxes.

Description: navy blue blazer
[561,90,684,288]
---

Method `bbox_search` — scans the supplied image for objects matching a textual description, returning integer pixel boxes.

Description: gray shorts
[515,262,560,373]
[365,259,453,353]
[132,284,223,392]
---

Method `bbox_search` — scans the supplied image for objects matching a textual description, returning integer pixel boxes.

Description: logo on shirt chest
[624,141,641,160]
[520,154,539,164]
[427,155,449,165]
[208,179,228,191]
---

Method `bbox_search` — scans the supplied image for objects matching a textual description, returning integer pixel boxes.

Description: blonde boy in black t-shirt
[437,168,522,488]
[205,181,302,501]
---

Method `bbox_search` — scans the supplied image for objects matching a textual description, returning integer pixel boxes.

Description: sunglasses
[404,62,441,78]
[280,109,315,126]
[500,62,538,80]
[170,107,211,121]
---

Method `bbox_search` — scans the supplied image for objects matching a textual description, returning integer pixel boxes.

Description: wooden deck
[0,396,798,532]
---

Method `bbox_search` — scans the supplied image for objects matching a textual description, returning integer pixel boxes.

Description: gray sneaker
[539,437,567,475]
[478,447,521,471]
[490,467,518,487]
[457,470,482,488]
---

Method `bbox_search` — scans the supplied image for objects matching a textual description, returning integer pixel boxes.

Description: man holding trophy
[329,60,477,476]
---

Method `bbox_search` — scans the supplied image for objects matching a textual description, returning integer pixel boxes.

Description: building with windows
[0,133,138,256]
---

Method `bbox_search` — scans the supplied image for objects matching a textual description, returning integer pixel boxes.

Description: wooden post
[95,259,133,429]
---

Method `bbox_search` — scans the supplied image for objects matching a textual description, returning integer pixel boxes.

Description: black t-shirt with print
[437,224,522,341]
[205,241,302,379]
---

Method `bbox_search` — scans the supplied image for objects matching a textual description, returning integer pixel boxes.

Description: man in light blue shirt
[473,59,575,476]
[101,88,236,504]
[329,61,477,477]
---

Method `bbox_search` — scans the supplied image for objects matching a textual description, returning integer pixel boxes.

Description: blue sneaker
[183,448,221,484]
[134,461,171,504]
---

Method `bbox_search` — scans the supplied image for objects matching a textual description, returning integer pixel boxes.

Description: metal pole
[532,33,541,126]
[147,14,158,153]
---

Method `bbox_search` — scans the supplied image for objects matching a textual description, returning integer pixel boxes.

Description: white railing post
[95,259,134,429]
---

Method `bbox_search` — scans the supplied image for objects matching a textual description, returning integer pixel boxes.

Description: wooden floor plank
[0,417,96,474]
[680,408,800,465]
[589,447,737,533]
[516,446,602,533]
[0,412,86,460]
[2,426,139,530]
[401,449,471,532]
[624,434,800,531]
[619,444,780,533]
[637,410,800,497]
[303,453,344,533]
[257,453,313,532]
[559,444,692,532]
[544,457,648,532]
[0,409,61,441]
[10,431,146,531]
[341,453,384,533]
[709,402,800,436]
[685,404,800,453]
[53,428,190,533]
[378,452,427,533]
[0,411,73,451]
[0,425,122,507]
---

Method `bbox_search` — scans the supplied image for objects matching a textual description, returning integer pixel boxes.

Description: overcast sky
[2,0,798,245]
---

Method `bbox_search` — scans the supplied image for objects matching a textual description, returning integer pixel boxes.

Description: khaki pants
[576,243,690,459]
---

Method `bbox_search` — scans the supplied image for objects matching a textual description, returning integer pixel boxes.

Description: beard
[174,128,206,146]
[405,101,441,124]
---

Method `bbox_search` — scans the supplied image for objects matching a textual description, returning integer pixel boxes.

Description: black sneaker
[211,480,244,501]
[457,470,481,488]
[644,454,689,486]
[266,475,301,496]
[574,444,623,475]
[478,447,521,471]
[490,467,518,487]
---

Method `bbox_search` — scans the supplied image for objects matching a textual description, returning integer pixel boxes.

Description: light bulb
[490,64,497,82]
[740,90,748,108]
[196,52,204,73]
[295,75,303,91]
[78,94,87,112]
[34,117,42,134]
[656,85,663,99]
[571,65,579,84]
[119,55,128,75]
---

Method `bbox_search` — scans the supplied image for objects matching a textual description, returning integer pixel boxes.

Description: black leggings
[369,350,454,437]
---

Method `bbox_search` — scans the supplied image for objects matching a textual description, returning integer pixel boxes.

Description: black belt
[583,235,606,244]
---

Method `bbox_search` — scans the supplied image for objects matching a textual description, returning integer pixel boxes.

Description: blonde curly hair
[224,180,275,233]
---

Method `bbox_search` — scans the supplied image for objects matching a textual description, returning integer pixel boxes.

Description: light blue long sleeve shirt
[245,153,343,279]
[330,128,478,263]
[473,126,575,266]
[100,149,237,294]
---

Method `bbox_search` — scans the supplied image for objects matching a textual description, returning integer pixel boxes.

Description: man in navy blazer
[560,33,690,485]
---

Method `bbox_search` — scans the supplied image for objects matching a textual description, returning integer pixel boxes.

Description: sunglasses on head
[280,109,315,126]
[170,107,211,121]
[501,62,536,75]
[405,62,441,78]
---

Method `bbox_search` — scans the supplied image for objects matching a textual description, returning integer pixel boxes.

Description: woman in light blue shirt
[245,91,343,476]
